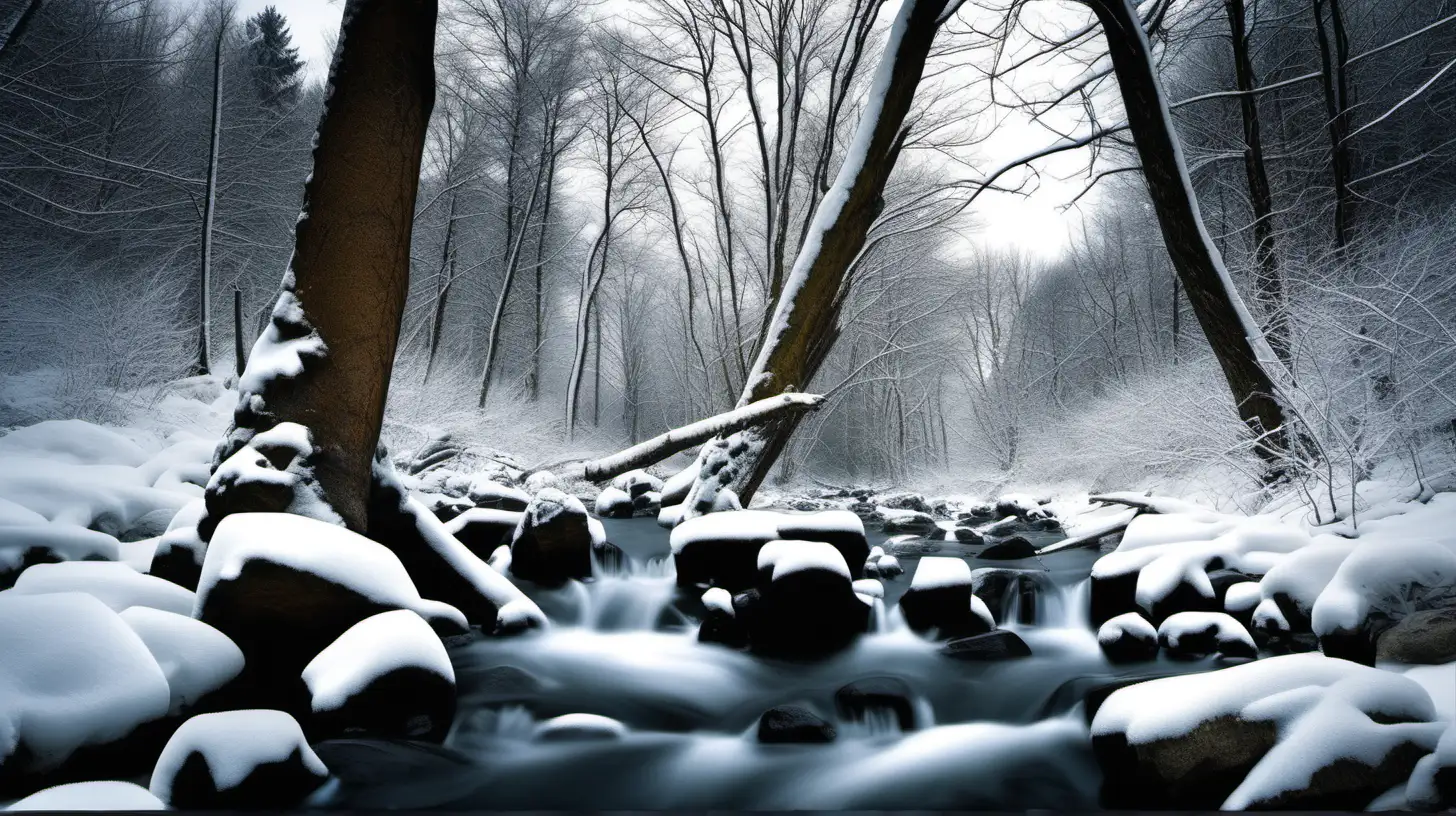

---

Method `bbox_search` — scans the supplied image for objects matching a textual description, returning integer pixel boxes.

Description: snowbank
[119,607,244,715]
[8,561,194,616]
[6,781,166,811]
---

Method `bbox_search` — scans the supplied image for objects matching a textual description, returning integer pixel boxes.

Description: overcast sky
[212,0,1091,260]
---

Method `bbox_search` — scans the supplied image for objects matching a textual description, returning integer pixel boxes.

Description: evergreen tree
[245,6,302,111]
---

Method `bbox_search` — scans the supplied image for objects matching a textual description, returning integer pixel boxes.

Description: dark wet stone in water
[952,527,984,545]
[757,705,836,744]
[979,536,1038,560]
[592,542,628,576]
[834,676,916,732]
[698,607,748,649]
[941,630,1032,660]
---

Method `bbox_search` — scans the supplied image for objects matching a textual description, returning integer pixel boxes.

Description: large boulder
[508,488,593,586]
[593,487,634,519]
[1312,535,1456,665]
[148,710,330,809]
[670,510,868,591]
[898,557,994,640]
[301,610,456,742]
[1091,653,1441,809]
[978,536,1038,561]
[0,593,171,786]
[195,512,468,713]
[735,540,870,659]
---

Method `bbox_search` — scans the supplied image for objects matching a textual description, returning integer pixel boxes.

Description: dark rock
[592,541,628,576]
[1097,612,1159,663]
[978,536,1038,560]
[847,501,877,518]
[737,544,870,659]
[898,558,994,640]
[1158,612,1257,659]
[941,630,1031,660]
[834,676,916,732]
[952,527,984,545]
[1377,608,1456,664]
[424,494,474,523]
[880,511,937,535]
[876,492,932,514]
[509,488,593,587]
[1238,741,1435,810]
[971,567,1052,625]
[594,487,635,519]
[673,510,868,592]
[302,611,456,743]
[121,509,174,542]
[152,711,329,809]
[757,705,836,744]
[1094,715,1279,808]
[698,605,749,649]
[982,517,1021,536]
[611,469,664,499]
[1029,517,1062,532]
[463,665,544,704]
[443,508,522,560]
[1090,568,1140,627]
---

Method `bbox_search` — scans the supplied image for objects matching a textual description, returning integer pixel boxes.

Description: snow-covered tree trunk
[478,140,549,408]
[194,10,227,377]
[678,0,954,515]
[1085,0,1289,465]
[214,0,437,532]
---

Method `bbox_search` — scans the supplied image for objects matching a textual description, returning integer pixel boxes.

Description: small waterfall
[837,707,904,739]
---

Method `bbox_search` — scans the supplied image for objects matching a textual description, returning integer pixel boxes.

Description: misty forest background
[4,0,1456,511]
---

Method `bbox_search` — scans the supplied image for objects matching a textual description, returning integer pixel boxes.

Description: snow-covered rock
[507,488,593,586]
[301,610,455,742]
[7,561,194,616]
[898,557,994,640]
[369,475,544,632]
[119,607,244,716]
[593,486,633,519]
[1259,540,1355,631]
[874,492,932,515]
[1091,653,1440,808]
[1156,611,1256,659]
[6,781,166,811]
[1098,612,1159,663]
[610,469,663,498]
[1407,724,1456,811]
[1223,581,1262,628]
[532,713,627,743]
[0,592,170,773]
[731,540,870,659]
[670,509,867,591]
[147,498,208,589]
[878,508,937,535]
[1312,510,1456,664]
[203,423,340,530]
[0,513,119,589]
[195,512,468,712]
[658,466,694,507]
[466,477,529,512]
[0,420,149,467]
[148,710,329,808]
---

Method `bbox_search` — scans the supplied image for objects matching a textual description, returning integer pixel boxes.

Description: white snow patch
[1225,582,1262,614]
[119,607,244,715]
[701,587,734,616]
[0,592,170,769]
[1098,611,1156,646]
[9,561,195,616]
[6,781,165,811]
[758,540,850,581]
[911,557,972,590]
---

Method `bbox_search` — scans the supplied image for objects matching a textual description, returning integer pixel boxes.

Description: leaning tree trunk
[679,0,953,515]
[215,0,437,532]
[1086,0,1288,466]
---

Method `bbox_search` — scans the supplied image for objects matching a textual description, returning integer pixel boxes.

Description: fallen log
[532,393,827,484]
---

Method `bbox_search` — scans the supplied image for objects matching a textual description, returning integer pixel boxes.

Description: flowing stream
[314,516,1220,810]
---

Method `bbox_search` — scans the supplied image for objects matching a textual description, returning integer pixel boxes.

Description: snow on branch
[540,393,826,483]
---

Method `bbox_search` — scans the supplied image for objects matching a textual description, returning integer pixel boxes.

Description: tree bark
[218,0,437,532]
[1085,0,1288,466]
[1225,0,1288,365]
[194,12,226,377]
[1313,0,1354,251]
[679,0,953,513]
